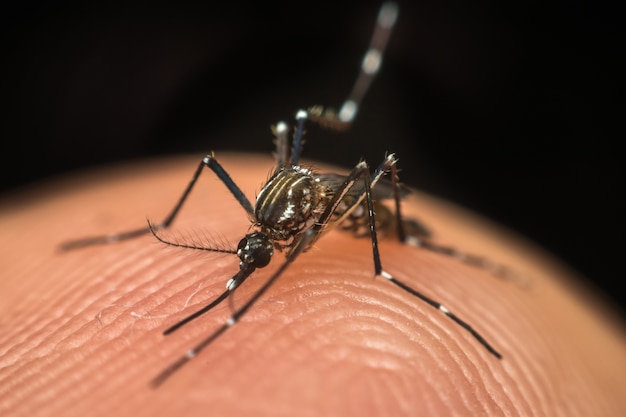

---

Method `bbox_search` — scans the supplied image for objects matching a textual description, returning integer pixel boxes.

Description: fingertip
[3,154,626,416]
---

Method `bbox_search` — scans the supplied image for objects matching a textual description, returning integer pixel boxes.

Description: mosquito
[62,2,506,387]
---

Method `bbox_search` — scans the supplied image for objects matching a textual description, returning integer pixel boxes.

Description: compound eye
[253,247,272,268]
[249,233,274,268]
[237,237,248,252]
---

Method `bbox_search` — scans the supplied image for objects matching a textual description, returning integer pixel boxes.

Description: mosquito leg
[308,2,399,130]
[273,121,289,168]
[303,154,398,278]
[313,153,398,239]
[378,158,527,286]
[380,272,502,359]
[276,101,312,168]
[313,154,502,359]
[151,228,318,387]
[403,237,529,287]
[60,153,255,251]
[290,110,308,166]
[281,5,398,163]
[339,1,398,124]
[367,174,504,357]
[359,165,503,359]
[389,161,407,243]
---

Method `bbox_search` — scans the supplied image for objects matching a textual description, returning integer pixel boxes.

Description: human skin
[1,154,625,417]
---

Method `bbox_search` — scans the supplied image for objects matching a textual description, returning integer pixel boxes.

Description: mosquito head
[237,232,274,268]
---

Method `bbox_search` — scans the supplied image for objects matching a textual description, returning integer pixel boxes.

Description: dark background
[2,1,624,315]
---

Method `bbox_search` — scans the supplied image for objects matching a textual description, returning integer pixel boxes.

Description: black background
[2,1,624,315]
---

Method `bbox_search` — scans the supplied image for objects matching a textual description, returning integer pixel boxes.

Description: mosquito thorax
[237,232,274,268]
[254,166,325,241]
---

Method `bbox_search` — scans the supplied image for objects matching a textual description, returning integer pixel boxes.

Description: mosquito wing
[317,173,431,240]
[317,173,411,201]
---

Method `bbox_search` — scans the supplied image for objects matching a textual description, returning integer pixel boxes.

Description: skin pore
[1,154,625,417]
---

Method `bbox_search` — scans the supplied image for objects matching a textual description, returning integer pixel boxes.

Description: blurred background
[2,1,623,314]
